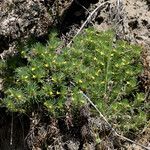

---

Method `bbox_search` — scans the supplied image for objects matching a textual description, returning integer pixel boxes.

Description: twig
[10,112,13,146]
[114,0,123,24]
[67,1,110,47]
[81,91,113,130]
[75,0,91,14]
[144,87,150,101]
[70,81,149,149]
[74,0,95,27]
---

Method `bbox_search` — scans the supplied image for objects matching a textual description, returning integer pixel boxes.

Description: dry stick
[81,91,150,150]
[70,81,150,149]
[67,1,110,47]
[74,0,95,27]
[75,0,91,14]
[144,87,150,101]
[10,112,13,146]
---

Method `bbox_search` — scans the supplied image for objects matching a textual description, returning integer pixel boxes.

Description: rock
[0,0,73,58]
[65,139,80,150]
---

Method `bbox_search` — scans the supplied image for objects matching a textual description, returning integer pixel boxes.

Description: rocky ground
[0,0,150,149]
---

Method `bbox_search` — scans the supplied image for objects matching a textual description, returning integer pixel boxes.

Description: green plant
[1,28,148,132]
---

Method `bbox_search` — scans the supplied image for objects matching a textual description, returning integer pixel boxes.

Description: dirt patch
[24,106,121,150]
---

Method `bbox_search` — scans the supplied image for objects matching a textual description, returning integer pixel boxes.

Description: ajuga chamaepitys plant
[1,28,148,132]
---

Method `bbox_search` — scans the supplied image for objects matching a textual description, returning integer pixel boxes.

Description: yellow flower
[101,81,105,84]
[24,76,28,79]
[91,76,95,80]
[126,71,130,74]
[112,49,116,52]
[52,60,56,63]
[48,105,52,109]
[44,64,49,67]
[10,94,14,97]
[97,69,101,73]
[122,44,126,48]
[122,58,126,62]
[115,64,119,67]
[17,95,22,99]
[100,52,104,55]
[94,57,97,61]
[95,72,99,76]
[121,62,125,66]
[56,91,60,95]
[80,100,85,104]
[127,81,130,85]
[49,91,53,95]
[78,80,83,83]
[100,62,104,66]
[31,67,36,71]
[32,75,36,78]
[80,40,84,44]
[51,78,56,82]
[21,51,25,55]
[110,53,114,57]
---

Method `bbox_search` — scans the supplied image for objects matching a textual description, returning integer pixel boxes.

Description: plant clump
[0,28,148,133]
